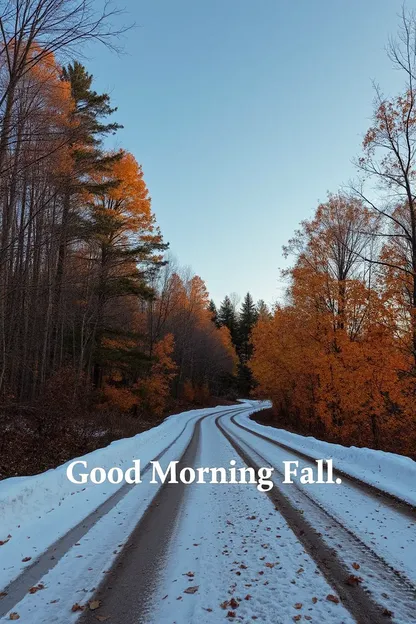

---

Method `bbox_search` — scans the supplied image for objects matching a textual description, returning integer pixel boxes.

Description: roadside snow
[0,406,234,590]
[0,403,267,623]
[237,411,416,507]
[142,416,354,624]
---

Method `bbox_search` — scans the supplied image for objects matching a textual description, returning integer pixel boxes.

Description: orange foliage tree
[251,195,416,455]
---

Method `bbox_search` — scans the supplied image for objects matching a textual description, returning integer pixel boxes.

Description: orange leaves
[134,334,177,417]
[101,385,138,412]
[251,193,416,455]
[86,151,155,237]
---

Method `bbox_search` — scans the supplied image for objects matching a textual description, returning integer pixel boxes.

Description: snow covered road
[0,402,415,623]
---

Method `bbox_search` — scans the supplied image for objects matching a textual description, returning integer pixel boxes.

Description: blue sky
[87,0,410,307]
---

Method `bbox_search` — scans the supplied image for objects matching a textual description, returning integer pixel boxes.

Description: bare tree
[352,8,416,366]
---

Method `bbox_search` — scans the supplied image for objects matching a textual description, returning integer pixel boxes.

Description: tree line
[250,10,416,458]
[210,293,270,397]
[0,0,252,477]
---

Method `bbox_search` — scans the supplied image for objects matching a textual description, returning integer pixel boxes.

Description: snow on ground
[236,410,416,507]
[143,416,354,624]
[1,400,415,623]
[0,405,238,590]
[0,416,207,623]
[220,417,416,622]
[231,420,416,583]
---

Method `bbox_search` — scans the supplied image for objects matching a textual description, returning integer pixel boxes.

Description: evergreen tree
[239,293,258,363]
[218,295,239,345]
[208,299,219,327]
[256,299,272,320]
[52,62,124,371]
[233,292,258,396]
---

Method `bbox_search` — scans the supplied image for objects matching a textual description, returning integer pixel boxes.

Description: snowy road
[0,402,415,623]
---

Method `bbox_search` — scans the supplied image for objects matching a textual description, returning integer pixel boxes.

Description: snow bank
[238,411,416,507]
[0,406,224,535]
[0,403,257,590]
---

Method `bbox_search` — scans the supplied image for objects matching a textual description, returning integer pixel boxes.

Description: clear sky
[86,0,412,307]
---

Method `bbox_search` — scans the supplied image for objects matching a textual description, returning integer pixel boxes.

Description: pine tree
[218,295,238,345]
[52,62,124,372]
[85,152,168,388]
[208,299,219,327]
[239,293,258,363]
[256,299,271,321]
[235,293,258,396]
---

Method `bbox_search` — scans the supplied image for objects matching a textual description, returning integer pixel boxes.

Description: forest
[251,11,416,459]
[0,0,268,477]
[1,1,416,478]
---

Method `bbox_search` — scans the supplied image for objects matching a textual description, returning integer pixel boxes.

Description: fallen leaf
[293,617,302,623]
[245,594,252,600]
[352,563,360,570]
[0,592,8,599]
[184,586,199,594]
[21,557,31,563]
[229,598,239,609]
[71,603,85,612]
[227,612,236,619]
[312,597,318,604]
[28,583,45,594]
[294,603,303,609]
[0,540,10,546]
[382,609,394,618]
[345,575,363,586]
[9,614,20,621]
[89,600,101,610]
[326,594,340,604]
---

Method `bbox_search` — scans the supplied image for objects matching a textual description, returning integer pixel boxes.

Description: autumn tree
[82,151,167,388]
[354,9,416,369]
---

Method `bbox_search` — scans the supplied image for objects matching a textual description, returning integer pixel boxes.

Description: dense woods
[0,0,246,477]
[2,1,416,476]
[251,11,416,458]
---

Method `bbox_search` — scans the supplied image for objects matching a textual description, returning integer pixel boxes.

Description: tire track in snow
[0,410,213,618]
[232,414,416,518]
[216,414,416,624]
[78,407,248,624]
